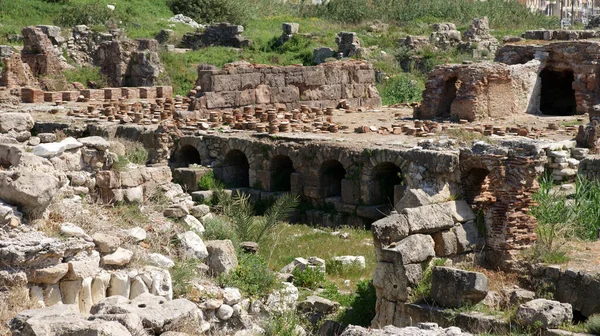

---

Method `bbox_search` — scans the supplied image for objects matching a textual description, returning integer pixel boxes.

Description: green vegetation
[202,216,236,241]
[292,267,326,290]
[63,66,108,88]
[167,0,253,25]
[334,279,377,327]
[379,73,425,105]
[410,258,446,303]
[218,253,279,297]
[198,171,217,191]
[586,314,600,335]
[263,311,306,336]
[123,141,148,165]
[172,258,204,298]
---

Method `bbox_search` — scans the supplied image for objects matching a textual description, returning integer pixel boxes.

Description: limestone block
[380,234,435,265]
[373,262,408,302]
[205,240,238,276]
[79,277,93,313]
[515,299,572,329]
[371,213,410,250]
[119,169,144,187]
[130,276,150,299]
[28,263,69,284]
[102,247,134,266]
[43,284,62,306]
[456,221,482,253]
[431,267,488,308]
[271,86,300,103]
[91,271,111,304]
[432,230,458,257]
[178,231,208,259]
[403,203,455,234]
[240,72,262,89]
[213,74,241,91]
[65,250,101,280]
[60,279,83,304]
[265,73,285,87]
[92,232,121,253]
[108,271,130,298]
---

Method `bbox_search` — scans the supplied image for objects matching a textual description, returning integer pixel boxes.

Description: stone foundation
[191,60,382,112]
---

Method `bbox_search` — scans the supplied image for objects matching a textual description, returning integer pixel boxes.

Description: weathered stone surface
[341,323,471,336]
[432,230,457,257]
[178,231,208,259]
[381,234,435,265]
[430,267,488,308]
[102,247,133,266]
[403,203,455,234]
[515,299,573,329]
[10,304,131,336]
[0,113,34,133]
[298,295,340,314]
[27,263,69,284]
[92,232,121,253]
[91,293,203,333]
[371,213,410,248]
[205,239,238,275]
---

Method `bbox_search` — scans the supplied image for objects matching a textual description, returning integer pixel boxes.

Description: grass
[172,258,204,298]
[218,253,279,297]
[444,128,493,144]
[259,224,375,289]
[0,286,40,335]
[586,314,600,335]
[410,258,446,303]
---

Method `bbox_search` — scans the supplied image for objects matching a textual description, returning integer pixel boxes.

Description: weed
[586,314,600,335]
[292,267,326,290]
[218,253,278,297]
[0,286,40,335]
[122,141,148,165]
[172,258,204,298]
[336,280,377,327]
[410,258,447,303]
[263,311,307,336]
[63,66,107,87]
[326,259,366,279]
[198,170,217,191]
[202,216,236,241]
[378,73,425,105]
[444,128,491,145]
[111,155,131,172]
[55,2,114,27]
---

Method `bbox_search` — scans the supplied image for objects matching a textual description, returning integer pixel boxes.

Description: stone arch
[271,155,295,192]
[170,144,202,168]
[215,150,250,188]
[319,159,347,198]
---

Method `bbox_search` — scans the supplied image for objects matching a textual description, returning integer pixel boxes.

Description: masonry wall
[192,60,382,111]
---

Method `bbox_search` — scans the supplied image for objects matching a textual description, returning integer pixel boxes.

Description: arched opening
[372,162,403,205]
[320,160,346,198]
[462,168,491,204]
[540,68,576,116]
[170,145,202,168]
[219,150,250,188]
[271,155,295,192]
[437,76,459,117]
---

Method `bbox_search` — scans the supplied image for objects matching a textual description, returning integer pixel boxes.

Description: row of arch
[174,145,404,205]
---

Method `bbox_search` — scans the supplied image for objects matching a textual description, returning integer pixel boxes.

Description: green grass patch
[218,253,279,297]
[172,258,204,298]
[292,267,326,290]
[378,73,425,106]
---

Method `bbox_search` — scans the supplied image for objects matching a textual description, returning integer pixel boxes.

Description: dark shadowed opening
[271,155,295,192]
[462,168,490,204]
[320,160,346,198]
[540,68,576,116]
[219,150,250,188]
[437,76,458,117]
[170,145,202,168]
[372,162,403,205]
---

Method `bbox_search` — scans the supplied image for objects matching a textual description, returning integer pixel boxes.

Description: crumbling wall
[191,60,381,111]
[496,41,600,117]
[96,38,163,87]
[415,61,539,121]
[181,23,252,49]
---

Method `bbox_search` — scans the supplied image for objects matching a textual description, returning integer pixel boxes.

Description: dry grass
[0,286,39,335]
[469,266,520,292]
[259,223,375,290]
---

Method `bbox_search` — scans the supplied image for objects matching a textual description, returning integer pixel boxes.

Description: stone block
[515,299,573,329]
[380,234,435,264]
[212,74,241,91]
[237,89,255,106]
[255,85,271,104]
[403,203,455,234]
[290,172,303,195]
[121,87,139,99]
[240,73,262,89]
[205,91,237,108]
[431,267,488,308]
[271,86,300,103]
[265,73,285,87]
[432,230,458,257]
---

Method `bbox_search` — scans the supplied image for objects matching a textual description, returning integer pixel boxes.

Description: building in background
[518,0,598,21]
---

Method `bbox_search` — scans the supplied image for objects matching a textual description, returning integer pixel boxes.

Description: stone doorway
[319,160,346,198]
[540,68,576,116]
[462,167,491,204]
[437,76,459,117]
[217,150,250,188]
[271,155,295,192]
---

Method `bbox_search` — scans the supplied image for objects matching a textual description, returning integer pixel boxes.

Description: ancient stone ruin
[181,23,252,50]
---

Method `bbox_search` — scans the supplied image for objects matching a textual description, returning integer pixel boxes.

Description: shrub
[586,314,600,335]
[111,155,130,172]
[124,142,148,165]
[292,267,326,290]
[337,280,377,327]
[378,73,425,106]
[167,0,252,25]
[306,0,374,24]
[218,253,278,297]
[410,258,446,302]
[198,171,217,191]
[202,216,236,241]
[55,2,113,27]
